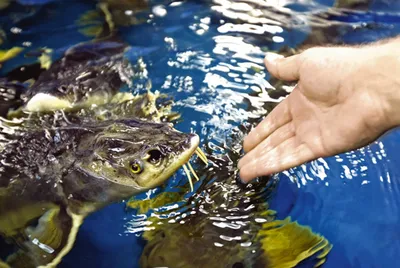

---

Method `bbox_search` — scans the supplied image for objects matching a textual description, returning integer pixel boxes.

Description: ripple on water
[117,2,400,266]
[269,135,400,267]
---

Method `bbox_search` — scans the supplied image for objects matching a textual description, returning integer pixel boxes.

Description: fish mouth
[136,134,200,189]
[177,134,200,165]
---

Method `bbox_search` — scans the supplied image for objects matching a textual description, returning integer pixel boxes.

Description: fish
[0,39,206,267]
[20,41,133,113]
[0,118,200,267]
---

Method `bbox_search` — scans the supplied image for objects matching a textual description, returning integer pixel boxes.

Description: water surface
[1,0,400,267]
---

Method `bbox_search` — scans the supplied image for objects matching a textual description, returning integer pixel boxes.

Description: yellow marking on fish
[25,92,116,113]
[110,92,137,103]
[0,260,9,268]
[76,8,104,38]
[98,2,115,33]
[258,217,332,268]
[79,26,103,37]
[0,0,10,10]
[0,47,23,63]
[39,49,53,70]
[77,10,101,25]
[25,93,72,112]
[38,210,84,268]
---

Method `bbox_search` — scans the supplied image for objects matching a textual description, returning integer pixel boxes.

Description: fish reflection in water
[127,125,331,268]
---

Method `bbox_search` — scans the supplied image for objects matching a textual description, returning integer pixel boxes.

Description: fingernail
[264,52,284,64]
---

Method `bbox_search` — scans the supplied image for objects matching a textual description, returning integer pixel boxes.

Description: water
[1,0,400,267]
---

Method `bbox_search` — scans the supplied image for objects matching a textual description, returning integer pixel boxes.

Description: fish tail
[256,217,332,268]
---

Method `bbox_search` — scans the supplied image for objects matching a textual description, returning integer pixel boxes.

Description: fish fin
[5,207,84,268]
[76,8,105,39]
[105,92,163,121]
[0,0,9,10]
[257,217,332,268]
[76,3,115,40]
[127,191,183,215]
[78,25,104,38]
[76,10,101,25]
[0,47,23,64]
[0,194,59,238]
[38,49,53,70]
[98,3,115,35]
[38,209,84,268]
[0,260,10,268]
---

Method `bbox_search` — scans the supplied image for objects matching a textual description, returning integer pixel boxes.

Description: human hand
[238,42,400,182]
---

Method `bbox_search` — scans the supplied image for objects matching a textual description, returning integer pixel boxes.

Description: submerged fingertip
[238,170,248,184]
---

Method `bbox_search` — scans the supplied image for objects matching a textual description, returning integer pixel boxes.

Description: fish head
[77,119,199,194]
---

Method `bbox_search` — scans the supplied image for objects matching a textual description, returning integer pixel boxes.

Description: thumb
[264,52,301,81]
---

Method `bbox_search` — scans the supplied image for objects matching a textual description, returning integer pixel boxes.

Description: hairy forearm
[345,37,400,130]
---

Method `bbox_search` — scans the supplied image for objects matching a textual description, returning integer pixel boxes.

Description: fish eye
[147,149,163,164]
[130,160,144,174]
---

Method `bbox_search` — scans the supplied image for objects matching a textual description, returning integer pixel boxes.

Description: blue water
[1,0,400,267]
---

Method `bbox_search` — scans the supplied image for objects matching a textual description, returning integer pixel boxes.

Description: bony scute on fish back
[0,118,201,267]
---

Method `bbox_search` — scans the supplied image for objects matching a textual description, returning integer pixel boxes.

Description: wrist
[352,43,400,130]
[372,43,400,129]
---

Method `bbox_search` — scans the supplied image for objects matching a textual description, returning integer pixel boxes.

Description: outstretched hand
[238,44,400,182]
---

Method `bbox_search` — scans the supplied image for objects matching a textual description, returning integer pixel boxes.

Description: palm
[287,86,377,158]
